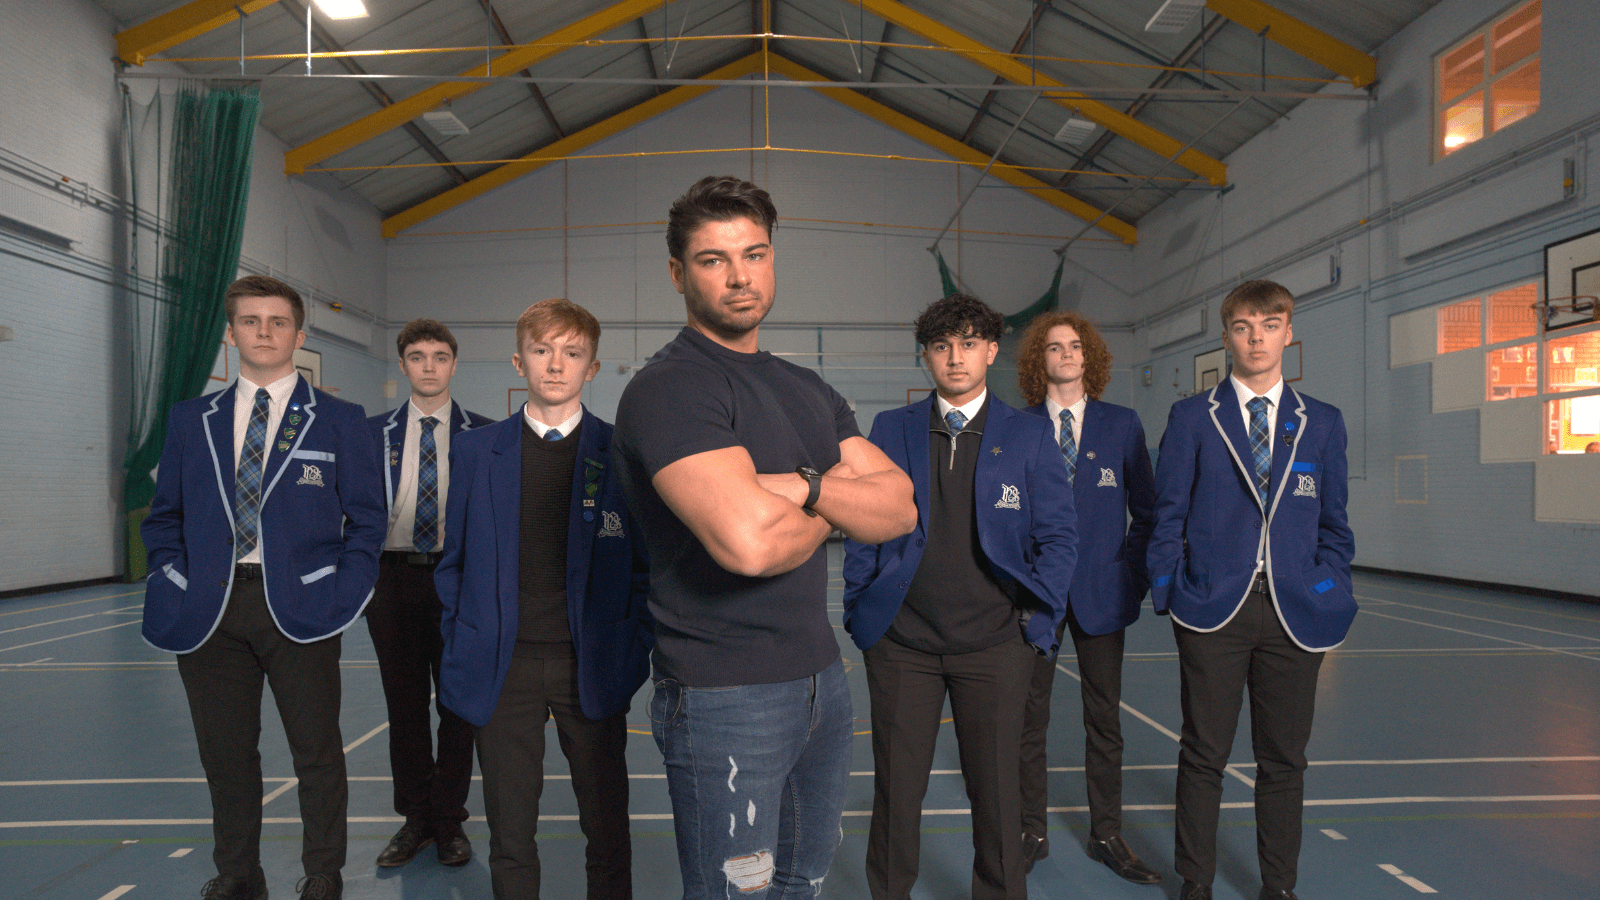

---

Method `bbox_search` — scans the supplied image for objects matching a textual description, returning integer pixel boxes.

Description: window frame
[1434,0,1541,160]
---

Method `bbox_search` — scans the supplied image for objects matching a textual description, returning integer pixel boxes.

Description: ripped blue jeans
[650,657,853,899]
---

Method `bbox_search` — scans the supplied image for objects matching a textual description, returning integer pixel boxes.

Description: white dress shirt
[935,389,987,430]
[522,405,582,440]
[1044,394,1087,447]
[386,400,453,552]
[232,371,299,565]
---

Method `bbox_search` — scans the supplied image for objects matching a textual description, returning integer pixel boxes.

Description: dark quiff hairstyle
[396,318,459,358]
[1220,278,1294,326]
[666,175,778,262]
[225,275,305,331]
[1016,312,1113,405]
[913,292,1004,347]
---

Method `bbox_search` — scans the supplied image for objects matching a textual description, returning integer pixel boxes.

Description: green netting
[121,84,261,579]
[932,247,1066,331]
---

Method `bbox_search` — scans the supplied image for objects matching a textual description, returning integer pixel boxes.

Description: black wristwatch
[795,465,822,517]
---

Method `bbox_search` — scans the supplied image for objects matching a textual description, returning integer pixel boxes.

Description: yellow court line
[0,590,143,617]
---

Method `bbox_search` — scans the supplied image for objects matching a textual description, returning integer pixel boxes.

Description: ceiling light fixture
[421,110,470,136]
[1144,0,1206,34]
[312,0,369,19]
[1053,116,1097,145]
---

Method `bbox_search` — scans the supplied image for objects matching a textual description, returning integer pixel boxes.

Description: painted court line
[1362,580,1600,625]
[1380,863,1438,893]
[168,848,192,858]
[0,590,143,617]
[1321,829,1346,840]
[343,722,388,754]
[1358,609,1600,663]
[0,620,142,654]
[94,886,136,900]
[1355,595,1600,642]
[261,779,298,805]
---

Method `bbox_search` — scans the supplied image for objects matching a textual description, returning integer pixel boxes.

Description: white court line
[261,780,298,805]
[1358,609,1600,663]
[1380,863,1438,894]
[343,722,388,754]
[1354,595,1600,643]
[3,794,1596,828]
[94,887,136,900]
[168,848,192,857]
[1321,829,1346,840]
[0,620,142,654]
[0,605,146,636]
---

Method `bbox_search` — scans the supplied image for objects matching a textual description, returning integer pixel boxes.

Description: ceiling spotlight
[1145,0,1205,34]
[422,110,470,136]
[1053,116,1096,145]
[313,0,369,19]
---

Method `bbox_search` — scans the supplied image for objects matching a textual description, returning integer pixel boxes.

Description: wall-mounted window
[1547,394,1600,454]
[1437,0,1541,158]
[1437,296,1482,352]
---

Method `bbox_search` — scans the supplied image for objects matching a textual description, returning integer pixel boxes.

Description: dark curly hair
[913,292,1004,346]
[1016,311,1112,404]
[666,175,778,262]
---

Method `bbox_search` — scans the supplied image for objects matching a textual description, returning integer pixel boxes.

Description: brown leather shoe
[435,821,473,867]
[1087,835,1161,884]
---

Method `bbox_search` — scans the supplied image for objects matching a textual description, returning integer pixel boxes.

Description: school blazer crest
[141,376,388,653]
[1146,378,1356,652]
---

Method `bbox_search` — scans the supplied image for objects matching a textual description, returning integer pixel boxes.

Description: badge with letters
[1096,467,1117,487]
[296,464,325,487]
[597,510,624,538]
[994,484,1021,510]
[1293,473,1317,498]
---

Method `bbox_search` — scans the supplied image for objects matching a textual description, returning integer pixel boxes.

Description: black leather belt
[383,550,443,566]
[234,563,263,581]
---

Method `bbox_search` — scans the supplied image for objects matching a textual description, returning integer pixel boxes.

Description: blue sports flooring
[1,546,1597,900]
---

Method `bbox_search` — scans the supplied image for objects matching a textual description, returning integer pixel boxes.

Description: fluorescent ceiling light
[313,0,368,19]
[1145,0,1205,34]
[1053,117,1097,145]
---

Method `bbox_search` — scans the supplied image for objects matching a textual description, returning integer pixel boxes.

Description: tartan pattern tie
[1246,396,1271,505]
[233,388,271,560]
[544,428,562,441]
[1058,408,1077,486]
[412,416,440,552]
[944,410,967,434]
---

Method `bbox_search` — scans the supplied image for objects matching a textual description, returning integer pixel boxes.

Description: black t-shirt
[613,327,862,687]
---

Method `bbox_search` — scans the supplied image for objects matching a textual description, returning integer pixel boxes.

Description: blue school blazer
[842,394,1078,656]
[1023,400,1155,636]
[142,376,387,652]
[434,408,653,726]
[369,400,495,515]
[1147,378,1356,651]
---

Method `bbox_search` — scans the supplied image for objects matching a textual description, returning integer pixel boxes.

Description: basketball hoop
[1534,295,1598,333]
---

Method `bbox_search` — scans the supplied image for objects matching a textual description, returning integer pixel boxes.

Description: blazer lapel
[973,398,1011,504]
[488,417,521,594]
[1206,377,1263,509]
[450,400,474,436]
[202,386,236,522]
[902,399,933,530]
[1074,400,1104,504]
[1266,385,1308,520]
[382,406,405,506]
[259,376,315,506]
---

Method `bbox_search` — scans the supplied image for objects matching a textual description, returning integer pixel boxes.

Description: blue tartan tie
[544,428,562,441]
[944,410,967,434]
[1246,396,1271,505]
[1058,408,1077,486]
[412,416,440,552]
[233,388,271,560]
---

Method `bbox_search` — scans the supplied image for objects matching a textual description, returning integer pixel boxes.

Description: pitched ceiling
[100,0,1441,241]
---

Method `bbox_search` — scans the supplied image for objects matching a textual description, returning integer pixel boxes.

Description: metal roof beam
[959,1,1047,145]
[854,0,1226,185]
[287,0,666,174]
[280,0,467,186]
[477,0,566,138]
[765,54,1134,244]
[1206,0,1376,88]
[385,52,1134,244]
[116,0,284,66]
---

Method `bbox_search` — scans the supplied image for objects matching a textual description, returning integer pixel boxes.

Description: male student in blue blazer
[364,318,493,869]
[1015,312,1159,884]
[434,299,652,900]
[143,275,386,900]
[844,293,1077,900]
[1148,280,1356,900]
